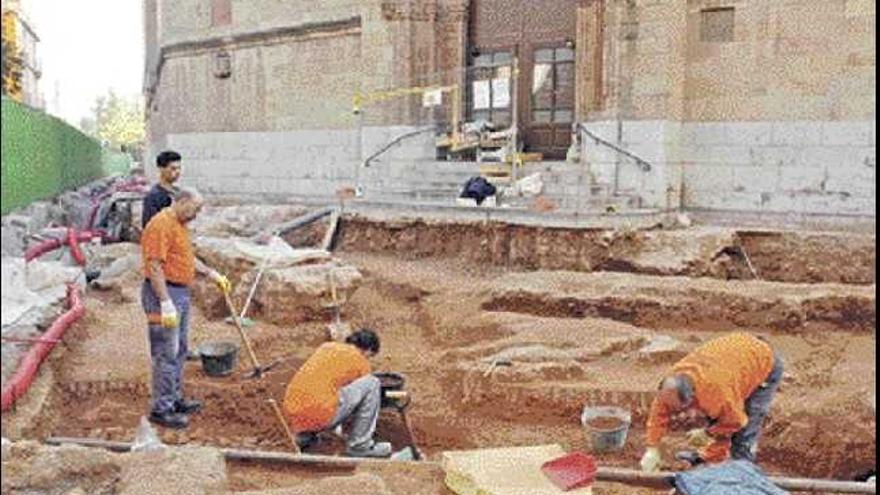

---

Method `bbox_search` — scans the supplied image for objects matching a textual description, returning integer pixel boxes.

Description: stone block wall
[161,125,435,199]
[581,119,876,215]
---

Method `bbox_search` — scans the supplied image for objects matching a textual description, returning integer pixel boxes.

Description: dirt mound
[739,231,876,285]
[762,392,877,479]
[191,236,362,323]
[483,272,875,333]
[340,218,875,284]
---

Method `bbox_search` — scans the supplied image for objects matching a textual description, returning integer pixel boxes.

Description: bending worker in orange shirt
[282,329,391,458]
[640,332,784,471]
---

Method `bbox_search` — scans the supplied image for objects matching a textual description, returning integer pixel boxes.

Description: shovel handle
[267,398,300,454]
[223,291,262,371]
[329,270,339,304]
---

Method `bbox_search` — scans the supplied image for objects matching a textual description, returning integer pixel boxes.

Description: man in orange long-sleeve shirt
[282,329,391,458]
[639,332,784,471]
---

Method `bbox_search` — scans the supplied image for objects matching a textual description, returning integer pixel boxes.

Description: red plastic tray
[541,452,598,491]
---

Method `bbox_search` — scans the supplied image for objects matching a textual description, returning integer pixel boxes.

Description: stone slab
[442,444,593,495]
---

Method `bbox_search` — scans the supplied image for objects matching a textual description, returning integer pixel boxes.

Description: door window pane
[474,54,493,67]
[468,50,513,123]
[535,49,554,63]
[553,109,573,123]
[491,78,510,108]
[555,47,575,62]
[493,52,512,65]
[532,64,553,97]
[555,63,575,104]
[533,110,553,123]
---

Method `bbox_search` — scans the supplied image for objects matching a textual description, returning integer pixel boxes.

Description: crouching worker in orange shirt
[282,329,391,458]
[639,332,784,471]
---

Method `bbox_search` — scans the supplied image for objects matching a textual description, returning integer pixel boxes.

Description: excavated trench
[2,213,875,492]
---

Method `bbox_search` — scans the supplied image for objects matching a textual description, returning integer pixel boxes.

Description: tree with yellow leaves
[1,10,24,100]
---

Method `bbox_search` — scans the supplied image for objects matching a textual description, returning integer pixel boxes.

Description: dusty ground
[2,221,875,493]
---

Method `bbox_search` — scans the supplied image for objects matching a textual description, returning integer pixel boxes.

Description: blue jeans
[141,281,191,414]
[730,353,784,461]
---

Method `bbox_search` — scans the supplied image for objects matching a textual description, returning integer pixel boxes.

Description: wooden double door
[467,0,581,159]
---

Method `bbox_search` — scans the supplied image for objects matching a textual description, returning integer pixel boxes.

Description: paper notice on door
[492,78,510,108]
[422,89,443,107]
[472,80,490,109]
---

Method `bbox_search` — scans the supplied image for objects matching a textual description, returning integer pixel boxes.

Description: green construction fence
[1,97,105,215]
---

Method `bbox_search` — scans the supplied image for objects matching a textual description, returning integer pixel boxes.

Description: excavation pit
[2,212,875,493]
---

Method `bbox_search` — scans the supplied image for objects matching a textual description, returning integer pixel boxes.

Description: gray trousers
[730,353,784,461]
[141,281,190,414]
[327,374,382,449]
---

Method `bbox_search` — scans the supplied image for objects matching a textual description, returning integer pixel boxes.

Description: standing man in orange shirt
[141,187,232,429]
[639,332,784,471]
[282,329,391,458]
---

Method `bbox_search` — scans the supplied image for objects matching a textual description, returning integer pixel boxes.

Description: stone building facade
[144,0,875,217]
[3,0,43,109]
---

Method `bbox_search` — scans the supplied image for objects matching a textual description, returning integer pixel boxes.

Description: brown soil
[586,416,626,431]
[4,224,875,493]
[339,217,875,284]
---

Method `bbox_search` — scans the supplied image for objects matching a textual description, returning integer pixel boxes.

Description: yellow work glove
[210,270,232,294]
[160,299,179,329]
[686,428,713,449]
[640,447,662,472]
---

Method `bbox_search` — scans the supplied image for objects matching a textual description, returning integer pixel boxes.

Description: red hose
[25,230,103,263]
[1,284,85,412]
[67,227,86,266]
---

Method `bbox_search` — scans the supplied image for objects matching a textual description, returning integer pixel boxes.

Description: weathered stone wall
[575,0,875,215]
[145,0,875,218]
[581,119,876,215]
[581,0,875,122]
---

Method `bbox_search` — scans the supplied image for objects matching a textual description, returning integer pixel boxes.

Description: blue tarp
[673,460,789,495]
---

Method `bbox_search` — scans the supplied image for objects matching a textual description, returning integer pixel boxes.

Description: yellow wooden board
[504,152,544,163]
[441,444,593,495]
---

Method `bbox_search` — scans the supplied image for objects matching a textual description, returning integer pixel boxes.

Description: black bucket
[374,371,405,408]
[199,342,239,377]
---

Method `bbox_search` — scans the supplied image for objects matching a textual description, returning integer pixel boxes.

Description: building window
[213,50,231,78]
[531,47,574,125]
[211,0,232,27]
[700,7,734,43]
[468,51,513,126]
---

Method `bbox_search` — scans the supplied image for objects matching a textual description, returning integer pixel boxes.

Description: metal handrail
[574,122,652,172]
[363,126,438,168]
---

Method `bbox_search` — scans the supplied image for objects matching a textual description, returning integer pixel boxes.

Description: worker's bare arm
[149,258,171,301]
[194,257,218,278]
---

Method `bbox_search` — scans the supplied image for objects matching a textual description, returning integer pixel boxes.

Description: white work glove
[640,447,662,472]
[208,269,232,294]
[686,428,712,449]
[160,299,179,329]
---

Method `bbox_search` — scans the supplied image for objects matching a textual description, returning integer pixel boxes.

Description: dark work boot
[675,450,705,467]
[148,410,189,429]
[295,432,318,451]
[174,398,203,415]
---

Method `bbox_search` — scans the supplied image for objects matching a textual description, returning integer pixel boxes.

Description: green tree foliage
[84,90,145,150]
